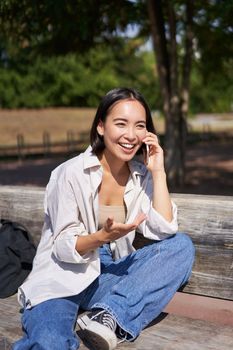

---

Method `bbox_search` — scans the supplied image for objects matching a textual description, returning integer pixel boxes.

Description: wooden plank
[172,193,233,300]
[135,193,233,300]
[78,314,233,349]
[120,314,233,350]
[0,186,233,299]
[0,295,22,344]
[0,186,44,245]
[1,294,233,350]
[164,292,233,326]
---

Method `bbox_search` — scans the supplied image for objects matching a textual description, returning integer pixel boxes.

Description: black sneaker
[77,309,118,350]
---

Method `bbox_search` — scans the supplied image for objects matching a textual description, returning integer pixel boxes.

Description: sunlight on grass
[0,108,96,146]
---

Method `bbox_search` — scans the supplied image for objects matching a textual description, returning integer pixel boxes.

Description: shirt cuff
[53,229,93,264]
[142,201,178,240]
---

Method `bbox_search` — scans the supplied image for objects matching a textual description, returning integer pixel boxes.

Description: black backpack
[0,219,36,298]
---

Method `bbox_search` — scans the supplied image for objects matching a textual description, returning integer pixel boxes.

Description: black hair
[90,87,156,155]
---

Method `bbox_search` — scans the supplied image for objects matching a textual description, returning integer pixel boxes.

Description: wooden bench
[0,186,233,349]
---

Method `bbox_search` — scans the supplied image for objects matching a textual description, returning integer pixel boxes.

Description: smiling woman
[13,88,195,350]
[90,87,156,156]
[97,100,147,160]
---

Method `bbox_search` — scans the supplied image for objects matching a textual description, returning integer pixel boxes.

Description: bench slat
[173,194,233,300]
[0,186,233,300]
[1,295,232,349]
[0,186,44,245]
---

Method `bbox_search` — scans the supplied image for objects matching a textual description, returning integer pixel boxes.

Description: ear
[97,120,104,136]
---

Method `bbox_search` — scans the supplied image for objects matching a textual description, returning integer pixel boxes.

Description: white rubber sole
[77,315,118,350]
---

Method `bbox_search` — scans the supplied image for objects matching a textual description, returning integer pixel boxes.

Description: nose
[125,126,136,140]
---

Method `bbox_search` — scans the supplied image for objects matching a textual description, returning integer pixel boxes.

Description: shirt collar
[83,146,102,170]
[128,157,147,177]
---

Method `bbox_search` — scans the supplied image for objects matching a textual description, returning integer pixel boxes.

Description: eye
[115,122,126,127]
[136,123,146,129]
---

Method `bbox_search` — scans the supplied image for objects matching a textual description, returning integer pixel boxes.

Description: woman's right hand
[98,212,147,243]
[76,212,147,256]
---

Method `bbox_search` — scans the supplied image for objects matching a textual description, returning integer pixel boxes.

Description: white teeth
[120,143,134,149]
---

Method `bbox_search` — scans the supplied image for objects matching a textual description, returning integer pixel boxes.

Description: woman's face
[97,99,147,163]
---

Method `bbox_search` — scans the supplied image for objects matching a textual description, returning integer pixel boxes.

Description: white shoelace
[117,327,128,344]
[91,309,117,332]
[90,309,128,344]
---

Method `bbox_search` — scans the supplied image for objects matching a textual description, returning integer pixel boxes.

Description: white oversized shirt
[18,146,178,309]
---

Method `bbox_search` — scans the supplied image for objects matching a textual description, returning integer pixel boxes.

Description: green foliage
[0,46,161,109]
[190,60,233,114]
[0,43,231,112]
[0,0,232,113]
[0,0,139,58]
[189,0,233,113]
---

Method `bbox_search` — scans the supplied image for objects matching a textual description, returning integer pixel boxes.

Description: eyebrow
[113,117,146,124]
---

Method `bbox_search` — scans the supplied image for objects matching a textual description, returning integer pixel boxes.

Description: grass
[0,108,165,147]
[0,108,96,146]
[0,108,232,147]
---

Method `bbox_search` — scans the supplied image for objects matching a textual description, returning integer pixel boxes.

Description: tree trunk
[147,0,194,187]
[165,1,184,186]
[180,0,194,184]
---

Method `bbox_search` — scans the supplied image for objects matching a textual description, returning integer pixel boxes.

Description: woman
[13,88,195,350]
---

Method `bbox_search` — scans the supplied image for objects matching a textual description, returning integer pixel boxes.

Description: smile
[119,143,135,150]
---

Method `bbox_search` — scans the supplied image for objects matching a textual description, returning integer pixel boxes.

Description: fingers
[123,212,147,231]
[103,213,147,240]
[143,132,159,144]
[104,216,114,231]
[133,212,147,226]
[143,132,163,160]
[147,132,159,140]
[106,216,114,225]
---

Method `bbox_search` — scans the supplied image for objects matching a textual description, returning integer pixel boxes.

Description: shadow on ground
[0,140,232,196]
[173,140,233,196]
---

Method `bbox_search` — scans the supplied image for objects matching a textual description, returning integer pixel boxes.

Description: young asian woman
[13,87,195,350]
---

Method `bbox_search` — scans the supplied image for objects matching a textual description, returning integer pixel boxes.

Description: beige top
[98,205,126,258]
[98,205,126,229]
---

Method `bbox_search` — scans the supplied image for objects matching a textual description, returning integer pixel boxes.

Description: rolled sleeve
[47,168,92,264]
[53,225,94,264]
[139,200,178,240]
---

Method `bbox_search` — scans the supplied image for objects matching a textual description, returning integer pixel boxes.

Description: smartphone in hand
[144,144,150,166]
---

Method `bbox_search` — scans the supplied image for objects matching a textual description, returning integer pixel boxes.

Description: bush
[0,48,161,109]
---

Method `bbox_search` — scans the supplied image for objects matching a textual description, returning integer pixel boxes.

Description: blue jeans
[13,233,195,350]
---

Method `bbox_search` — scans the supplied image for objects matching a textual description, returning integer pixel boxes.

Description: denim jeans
[13,233,195,350]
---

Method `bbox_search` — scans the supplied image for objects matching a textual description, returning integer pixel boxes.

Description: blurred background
[0,0,232,195]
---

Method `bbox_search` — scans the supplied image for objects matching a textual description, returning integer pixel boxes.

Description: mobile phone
[144,144,150,165]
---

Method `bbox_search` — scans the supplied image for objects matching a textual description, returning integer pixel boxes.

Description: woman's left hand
[142,132,165,173]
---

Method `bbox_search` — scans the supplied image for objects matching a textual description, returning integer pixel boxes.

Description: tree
[1,0,232,186]
[0,0,137,60]
[141,0,232,186]
[146,0,194,186]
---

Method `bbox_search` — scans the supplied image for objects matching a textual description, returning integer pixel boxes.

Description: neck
[98,150,129,177]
